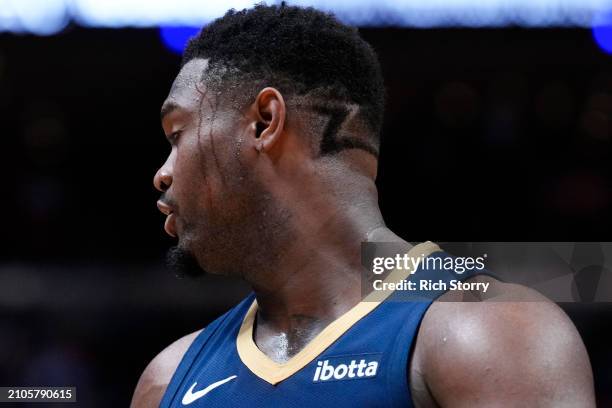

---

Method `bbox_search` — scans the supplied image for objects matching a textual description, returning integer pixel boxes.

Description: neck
[247,171,405,334]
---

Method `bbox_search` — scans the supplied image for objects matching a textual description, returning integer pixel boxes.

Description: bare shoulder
[411,277,595,407]
[130,329,203,408]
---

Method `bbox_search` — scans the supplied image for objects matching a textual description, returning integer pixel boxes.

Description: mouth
[164,212,177,238]
[157,200,178,238]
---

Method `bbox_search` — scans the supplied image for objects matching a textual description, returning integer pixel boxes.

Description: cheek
[177,112,253,219]
[173,133,229,219]
[198,124,245,185]
[169,142,204,211]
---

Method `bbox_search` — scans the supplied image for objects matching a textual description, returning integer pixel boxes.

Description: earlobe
[253,87,286,153]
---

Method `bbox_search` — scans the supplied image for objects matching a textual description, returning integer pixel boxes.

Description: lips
[157,199,177,238]
[164,212,177,238]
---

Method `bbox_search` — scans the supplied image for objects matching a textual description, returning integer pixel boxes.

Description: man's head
[154,4,385,278]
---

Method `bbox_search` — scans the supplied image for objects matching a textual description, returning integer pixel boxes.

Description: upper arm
[413,293,595,407]
[130,330,202,408]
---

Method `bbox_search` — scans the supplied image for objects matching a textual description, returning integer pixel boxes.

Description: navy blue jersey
[161,242,475,407]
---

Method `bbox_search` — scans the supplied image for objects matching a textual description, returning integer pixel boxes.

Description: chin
[166,244,205,278]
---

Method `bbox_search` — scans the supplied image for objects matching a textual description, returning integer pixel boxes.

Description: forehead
[162,58,210,116]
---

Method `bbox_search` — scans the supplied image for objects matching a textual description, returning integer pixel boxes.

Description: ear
[253,87,286,153]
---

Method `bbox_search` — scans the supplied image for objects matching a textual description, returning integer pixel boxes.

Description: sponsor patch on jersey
[312,353,382,383]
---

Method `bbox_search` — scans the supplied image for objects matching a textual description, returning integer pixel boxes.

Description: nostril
[155,168,173,192]
[160,179,170,192]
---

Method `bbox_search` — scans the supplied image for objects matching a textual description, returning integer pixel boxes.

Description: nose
[154,160,173,192]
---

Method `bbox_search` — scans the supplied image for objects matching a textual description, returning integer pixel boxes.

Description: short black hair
[182,3,385,157]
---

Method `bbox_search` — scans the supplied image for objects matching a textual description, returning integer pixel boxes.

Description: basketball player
[131,4,595,407]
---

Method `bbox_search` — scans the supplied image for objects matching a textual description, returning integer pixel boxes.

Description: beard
[166,245,205,278]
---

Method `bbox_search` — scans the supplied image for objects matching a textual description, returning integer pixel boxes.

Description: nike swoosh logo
[181,375,237,405]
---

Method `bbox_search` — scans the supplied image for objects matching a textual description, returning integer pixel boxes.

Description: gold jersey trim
[236,241,441,385]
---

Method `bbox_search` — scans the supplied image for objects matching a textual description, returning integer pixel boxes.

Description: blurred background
[1,0,612,406]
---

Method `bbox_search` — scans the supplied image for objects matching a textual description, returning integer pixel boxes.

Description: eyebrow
[160,101,181,121]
